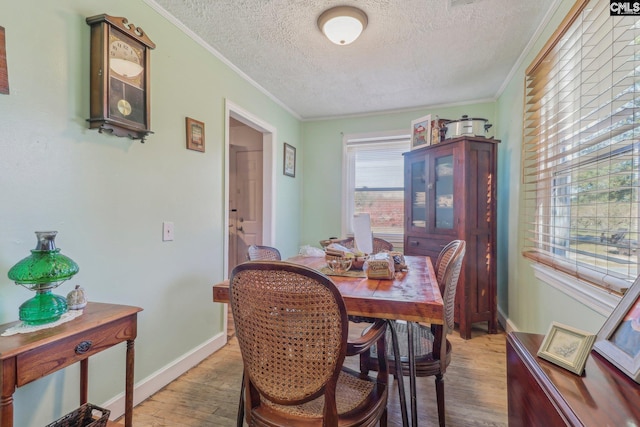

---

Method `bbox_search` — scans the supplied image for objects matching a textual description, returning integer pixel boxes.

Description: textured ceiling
[149,0,557,120]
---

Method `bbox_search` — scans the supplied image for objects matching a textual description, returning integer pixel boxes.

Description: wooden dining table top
[213,254,443,324]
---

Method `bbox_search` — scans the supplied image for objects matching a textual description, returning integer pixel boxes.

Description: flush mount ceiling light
[317,6,368,45]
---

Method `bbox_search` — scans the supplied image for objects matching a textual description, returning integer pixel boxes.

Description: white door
[233,150,263,267]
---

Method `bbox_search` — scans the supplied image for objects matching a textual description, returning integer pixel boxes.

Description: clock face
[108,30,146,126]
[109,41,143,78]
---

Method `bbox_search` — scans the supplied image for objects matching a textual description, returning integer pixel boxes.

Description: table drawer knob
[75,340,93,354]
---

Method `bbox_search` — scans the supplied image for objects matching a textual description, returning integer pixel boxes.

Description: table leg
[386,320,409,427]
[80,359,88,405]
[1,357,16,427]
[125,339,135,427]
[408,322,417,427]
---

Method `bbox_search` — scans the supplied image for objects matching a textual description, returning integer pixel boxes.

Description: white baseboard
[103,331,228,420]
[498,305,518,334]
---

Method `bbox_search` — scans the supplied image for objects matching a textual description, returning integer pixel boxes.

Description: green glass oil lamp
[7,231,79,325]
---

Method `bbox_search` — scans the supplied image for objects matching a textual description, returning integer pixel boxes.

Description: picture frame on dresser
[537,321,595,375]
[410,114,431,150]
[593,275,640,383]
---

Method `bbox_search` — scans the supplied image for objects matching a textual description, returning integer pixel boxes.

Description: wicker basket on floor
[45,403,110,427]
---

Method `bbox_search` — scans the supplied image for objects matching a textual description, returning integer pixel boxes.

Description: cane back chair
[325,236,394,254]
[247,244,282,261]
[360,240,466,427]
[230,261,390,426]
[238,245,282,424]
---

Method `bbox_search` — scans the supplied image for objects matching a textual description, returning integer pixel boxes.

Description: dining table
[212,254,443,427]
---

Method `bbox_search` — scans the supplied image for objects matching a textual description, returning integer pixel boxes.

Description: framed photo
[410,114,431,150]
[593,276,640,383]
[537,321,595,375]
[186,117,205,152]
[0,26,8,95]
[283,142,296,177]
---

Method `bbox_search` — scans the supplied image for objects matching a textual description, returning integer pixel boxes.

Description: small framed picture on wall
[0,26,9,94]
[283,143,296,177]
[186,117,205,152]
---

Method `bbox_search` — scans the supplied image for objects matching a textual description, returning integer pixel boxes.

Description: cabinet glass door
[434,154,454,229]
[410,159,426,229]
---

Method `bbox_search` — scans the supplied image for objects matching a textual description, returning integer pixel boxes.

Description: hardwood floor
[121,320,508,426]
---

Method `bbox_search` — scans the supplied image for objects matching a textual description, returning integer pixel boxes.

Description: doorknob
[237,226,244,232]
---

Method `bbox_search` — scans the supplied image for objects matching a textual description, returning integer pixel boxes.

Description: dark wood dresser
[507,331,640,426]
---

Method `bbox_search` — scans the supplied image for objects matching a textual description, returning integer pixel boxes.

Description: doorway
[228,120,263,269]
[224,100,277,280]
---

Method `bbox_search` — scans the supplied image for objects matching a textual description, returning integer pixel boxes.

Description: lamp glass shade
[7,231,78,324]
[8,249,79,285]
[318,6,368,45]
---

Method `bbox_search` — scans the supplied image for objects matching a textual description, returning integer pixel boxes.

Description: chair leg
[387,320,409,427]
[380,407,388,427]
[237,371,245,427]
[360,349,371,376]
[435,373,445,427]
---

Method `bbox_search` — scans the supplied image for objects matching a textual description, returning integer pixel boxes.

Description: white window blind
[343,132,410,240]
[522,0,640,295]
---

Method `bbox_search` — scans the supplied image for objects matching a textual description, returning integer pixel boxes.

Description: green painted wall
[300,103,496,248]
[0,1,301,425]
[495,0,608,335]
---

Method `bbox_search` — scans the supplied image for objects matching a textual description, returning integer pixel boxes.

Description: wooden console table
[507,331,640,426]
[0,302,142,427]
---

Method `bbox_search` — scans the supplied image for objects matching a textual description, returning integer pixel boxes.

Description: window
[522,0,640,296]
[343,131,410,242]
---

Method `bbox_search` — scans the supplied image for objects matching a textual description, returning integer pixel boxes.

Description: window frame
[522,0,640,310]
[341,129,410,244]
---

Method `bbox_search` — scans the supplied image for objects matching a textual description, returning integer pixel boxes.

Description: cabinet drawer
[405,236,451,258]
[16,316,136,386]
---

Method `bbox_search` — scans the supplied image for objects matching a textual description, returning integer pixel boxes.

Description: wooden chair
[238,245,283,424]
[247,244,281,261]
[360,240,466,427]
[323,236,394,253]
[230,261,390,426]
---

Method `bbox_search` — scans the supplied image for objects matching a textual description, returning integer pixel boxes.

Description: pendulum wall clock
[86,14,155,142]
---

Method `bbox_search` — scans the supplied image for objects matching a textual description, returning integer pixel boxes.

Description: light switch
[163,221,174,241]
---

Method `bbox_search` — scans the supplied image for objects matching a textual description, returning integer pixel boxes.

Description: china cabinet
[403,136,499,339]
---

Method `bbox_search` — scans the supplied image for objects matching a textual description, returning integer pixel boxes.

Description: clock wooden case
[86,14,155,142]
